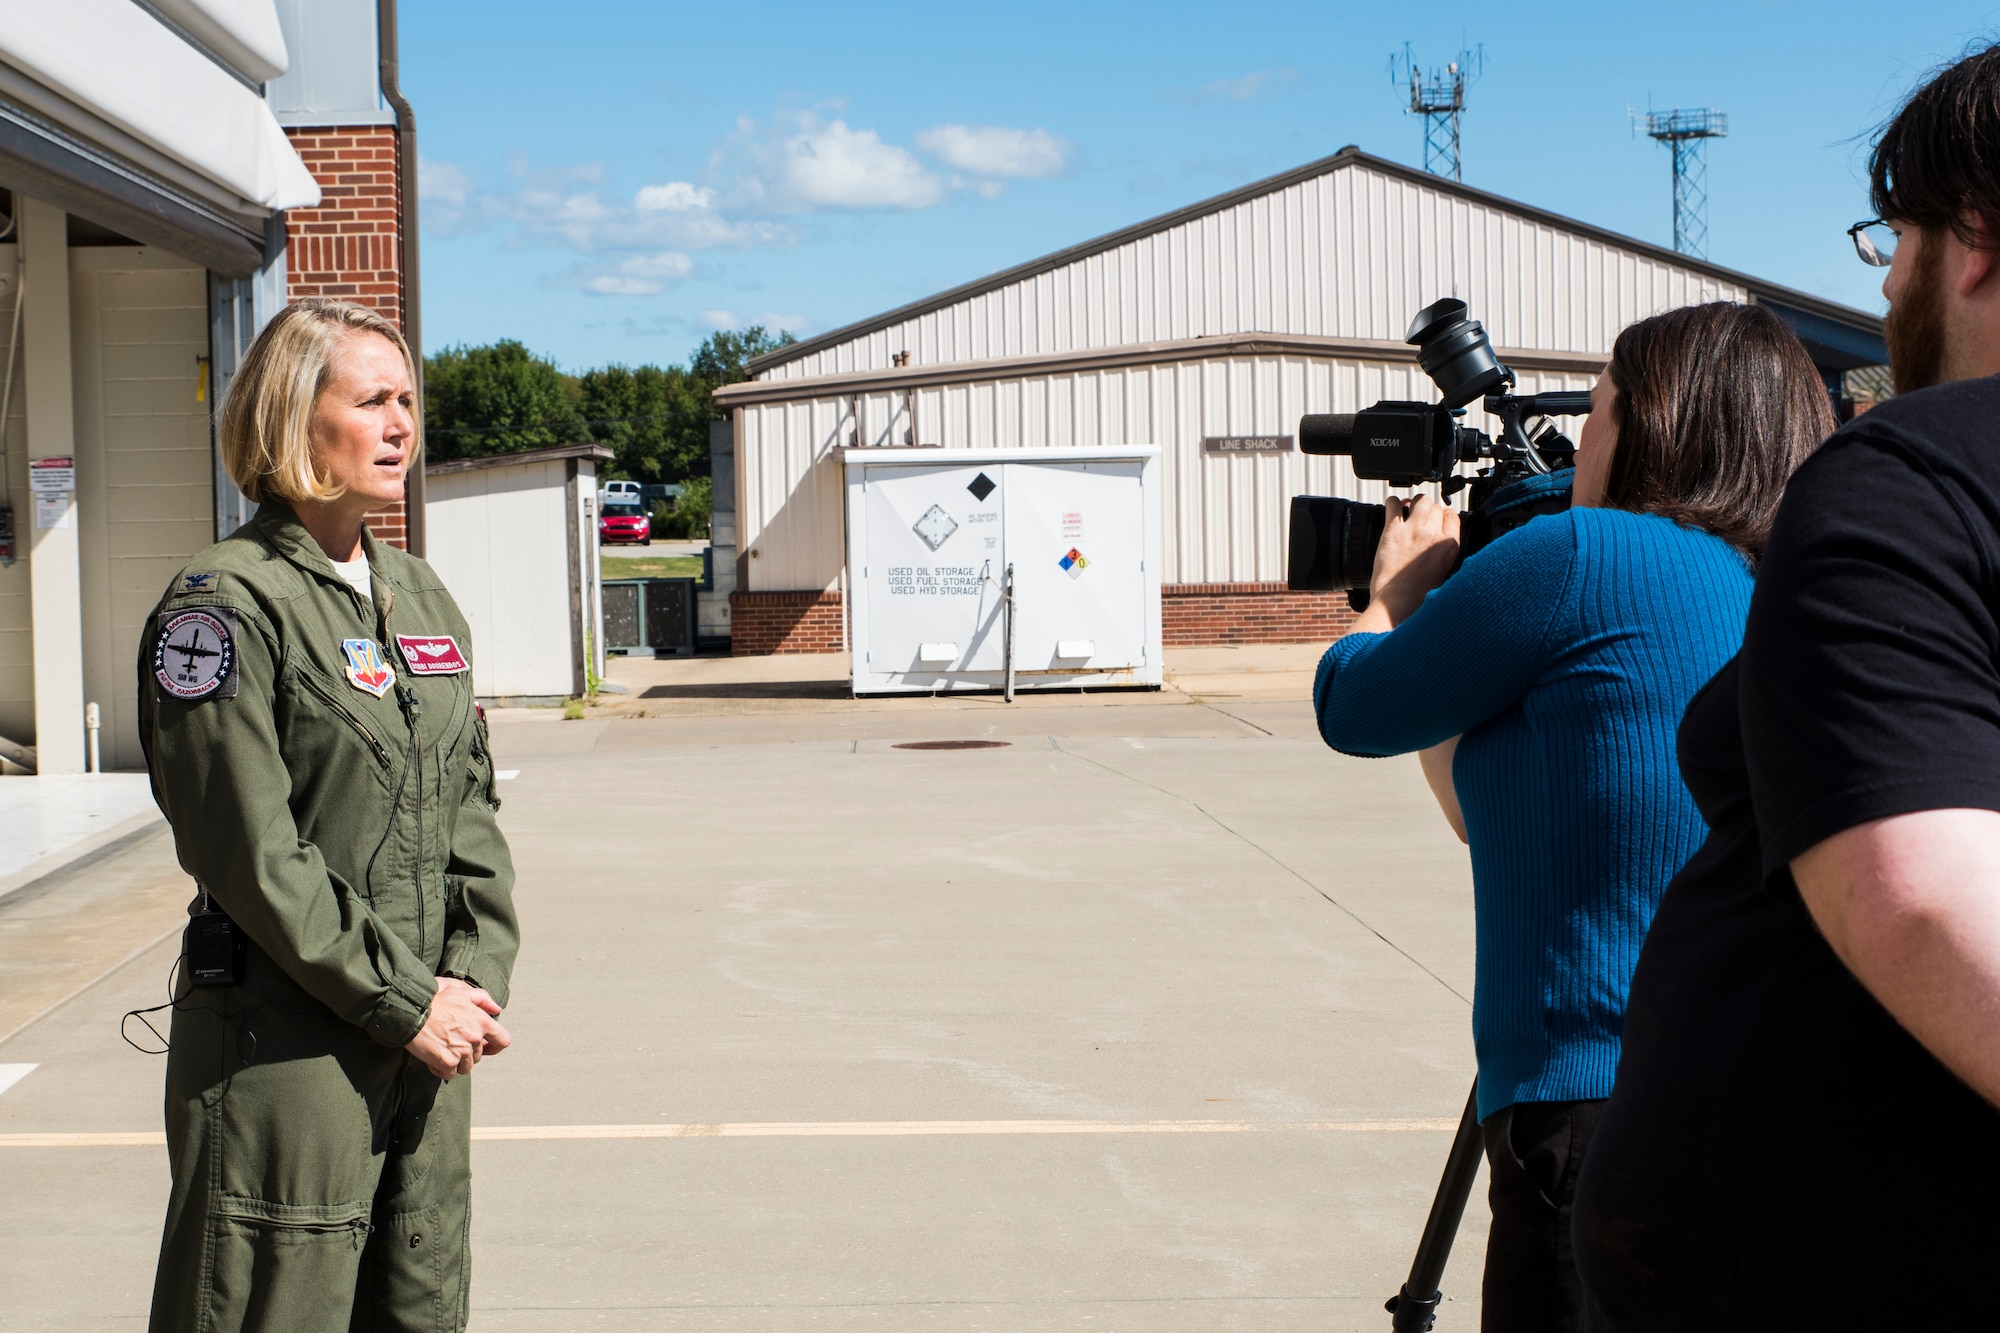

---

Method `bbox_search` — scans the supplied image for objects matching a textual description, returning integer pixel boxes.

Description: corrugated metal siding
[763,161,1746,381]
[738,355,1593,592]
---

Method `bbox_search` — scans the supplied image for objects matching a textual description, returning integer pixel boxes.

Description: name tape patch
[153,609,238,702]
[395,634,469,676]
[342,638,396,697]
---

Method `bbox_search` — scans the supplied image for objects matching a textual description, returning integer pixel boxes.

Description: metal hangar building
[712,145,1885,655]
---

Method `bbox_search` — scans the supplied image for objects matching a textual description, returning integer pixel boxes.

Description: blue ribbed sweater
[1314,508,1751,1120]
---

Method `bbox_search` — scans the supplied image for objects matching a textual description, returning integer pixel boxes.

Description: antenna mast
[1638,108,1728,258]
[1391,43,1484,181]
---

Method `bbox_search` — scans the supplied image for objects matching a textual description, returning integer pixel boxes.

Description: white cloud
[418,156,478,233]
[422,101,1059,277]
[421,159,787,254]
[697,308,813,334]
[764,114,944,211]
[635,182,717,213]
[578,251,695,296]
[916,125,1071,180]
[1167,68,1300,105]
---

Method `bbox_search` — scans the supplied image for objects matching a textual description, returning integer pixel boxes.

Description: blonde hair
[219,298,422,505]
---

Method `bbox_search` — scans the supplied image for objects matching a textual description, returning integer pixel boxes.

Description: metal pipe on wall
[377,0,425,557]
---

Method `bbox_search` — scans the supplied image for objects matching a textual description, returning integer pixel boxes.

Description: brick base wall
[1162,582,1357,646]
[285,124,410,548]
[728,584,1353,657]
[731,591,845,655]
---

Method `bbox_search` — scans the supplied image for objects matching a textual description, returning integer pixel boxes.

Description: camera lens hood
[1405,297,1512,410]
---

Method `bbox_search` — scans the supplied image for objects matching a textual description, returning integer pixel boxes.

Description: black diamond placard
[966,472,996,502]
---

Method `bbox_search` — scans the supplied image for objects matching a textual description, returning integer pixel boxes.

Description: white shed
[423,444,609,705]
[714,146,1887,655]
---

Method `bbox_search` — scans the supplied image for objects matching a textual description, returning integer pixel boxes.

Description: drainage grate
[891,740,1011,751]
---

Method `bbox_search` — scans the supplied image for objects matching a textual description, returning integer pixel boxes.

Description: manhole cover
[891,740,1011,751]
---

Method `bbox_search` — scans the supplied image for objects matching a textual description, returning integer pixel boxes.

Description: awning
[0,0,319,215]
[147,0,290,85]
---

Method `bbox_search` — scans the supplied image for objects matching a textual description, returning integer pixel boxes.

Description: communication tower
[1391,44,1483,181]
[1639,108,1729,259]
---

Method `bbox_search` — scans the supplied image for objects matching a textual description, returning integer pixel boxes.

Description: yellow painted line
[0,1117,1456,1149]
[1,1131,164,1147]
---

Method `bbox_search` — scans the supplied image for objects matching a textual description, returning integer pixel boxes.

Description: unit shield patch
[395,634,469,675]
[153,609,238,702]
[341,638,396,697]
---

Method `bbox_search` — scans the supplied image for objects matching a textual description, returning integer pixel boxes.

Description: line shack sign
[1202,435,1293,454]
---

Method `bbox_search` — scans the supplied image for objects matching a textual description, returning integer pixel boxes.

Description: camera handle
[1484,397,1553,477]
[1385,1082,1483,1332]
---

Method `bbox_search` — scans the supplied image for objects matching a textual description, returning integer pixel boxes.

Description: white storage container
[843,446,1162,695]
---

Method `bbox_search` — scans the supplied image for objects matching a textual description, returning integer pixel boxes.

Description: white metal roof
[747,147,1882,386]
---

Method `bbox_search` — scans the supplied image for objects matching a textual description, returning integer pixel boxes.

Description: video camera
[1286,298,1594,608]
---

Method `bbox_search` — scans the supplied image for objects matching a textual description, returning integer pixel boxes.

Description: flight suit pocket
[468,715,500,811]
[206,1195,376,1333]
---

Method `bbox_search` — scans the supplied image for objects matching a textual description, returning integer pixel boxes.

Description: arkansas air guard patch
[342,638,396,697]
[153,609,238,702]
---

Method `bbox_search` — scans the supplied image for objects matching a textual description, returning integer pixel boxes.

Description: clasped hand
[1358,493,1461,632]
[404,976,512,1079]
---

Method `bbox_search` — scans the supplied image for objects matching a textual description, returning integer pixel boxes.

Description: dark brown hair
[1604,303,1833,563]
[1870,43,2000,244]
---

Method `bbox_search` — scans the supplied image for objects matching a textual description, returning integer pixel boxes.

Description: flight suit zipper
[379,585,428,954]
[294,669,392,767]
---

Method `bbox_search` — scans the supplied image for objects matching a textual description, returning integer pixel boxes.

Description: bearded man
[1572,45,2000,1330]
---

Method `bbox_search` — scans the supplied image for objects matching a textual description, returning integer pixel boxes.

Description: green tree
[576,363,704,484]
[423,340,581,461]
[422,326,795,477]
[688,325,794,388]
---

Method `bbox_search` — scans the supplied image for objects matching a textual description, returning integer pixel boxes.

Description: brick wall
[727,584,1352,657]
[1162,582,1357,646]
[283,124,409,548]
[730,591,845,655]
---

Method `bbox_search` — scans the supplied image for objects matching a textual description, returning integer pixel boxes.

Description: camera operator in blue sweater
[1313,303,1832,1332]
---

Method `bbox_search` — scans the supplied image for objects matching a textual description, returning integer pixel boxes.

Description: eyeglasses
[1849,219,1898,267]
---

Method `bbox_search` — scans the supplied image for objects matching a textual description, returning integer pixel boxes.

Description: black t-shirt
[1574,378,2000,1331]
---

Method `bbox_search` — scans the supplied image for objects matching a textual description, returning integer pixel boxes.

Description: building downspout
[378,0,426,557]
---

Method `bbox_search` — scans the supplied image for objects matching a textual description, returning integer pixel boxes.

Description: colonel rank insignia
[152,609,238,702]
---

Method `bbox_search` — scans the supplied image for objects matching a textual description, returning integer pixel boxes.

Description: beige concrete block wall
[0,242,26,750]
[70,248,212,772]
[0,240,212,768]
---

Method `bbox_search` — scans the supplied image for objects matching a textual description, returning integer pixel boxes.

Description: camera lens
[1287,495,1385,592]
[1405,297,1512,410]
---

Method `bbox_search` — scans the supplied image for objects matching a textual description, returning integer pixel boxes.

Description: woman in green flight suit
[139,297,520,1333]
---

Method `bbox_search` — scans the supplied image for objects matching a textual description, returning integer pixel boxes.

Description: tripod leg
[1386,1083,1483,1332]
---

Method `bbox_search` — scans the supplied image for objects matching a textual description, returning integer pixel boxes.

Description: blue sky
[405,1,2000,372]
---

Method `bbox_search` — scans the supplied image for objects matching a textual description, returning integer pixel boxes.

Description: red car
[598,502,651,545]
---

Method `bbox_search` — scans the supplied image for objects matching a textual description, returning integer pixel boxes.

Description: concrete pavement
[0,649,1485,1331]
